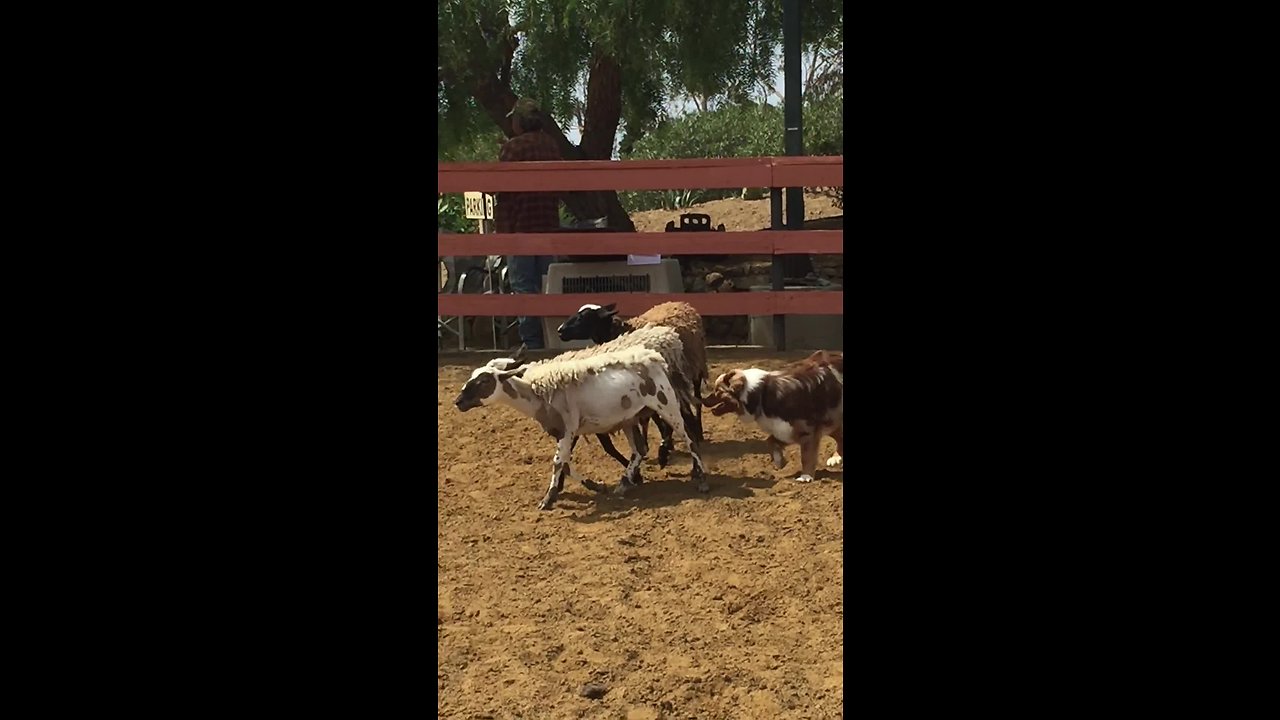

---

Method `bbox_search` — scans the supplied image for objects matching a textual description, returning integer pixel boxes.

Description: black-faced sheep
[556,301,709,462]
[454,340,709,510]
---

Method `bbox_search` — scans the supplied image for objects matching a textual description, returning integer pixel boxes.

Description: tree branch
[498,27,518,86]
[804,47,822,98]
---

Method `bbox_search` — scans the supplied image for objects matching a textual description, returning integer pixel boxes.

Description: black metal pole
[783,0,804,231]
[781,0,813,283]
[770,187,786,351]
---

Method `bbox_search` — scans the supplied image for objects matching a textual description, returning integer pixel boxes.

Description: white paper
[627,254,662,266]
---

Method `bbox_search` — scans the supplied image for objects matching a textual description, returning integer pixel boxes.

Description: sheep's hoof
[658,446,672,467]
[771,451,785,469]
[613,482,629,497]
[581,478,606,493]
[794,474,815,484]
[538,496,557,510]
[696,481,710,493]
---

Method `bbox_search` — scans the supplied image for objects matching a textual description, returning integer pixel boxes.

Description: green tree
[617,94,841,213]
[437,0,842,229]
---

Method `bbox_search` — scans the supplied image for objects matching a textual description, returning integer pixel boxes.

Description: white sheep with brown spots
[454,344,708,510]
[477,325,701,476]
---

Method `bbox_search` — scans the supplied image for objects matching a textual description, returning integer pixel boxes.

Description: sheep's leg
[595,433,635,474]
[667,372,703,446]
[678,400,701,455]
[565,436,606,492]
[630,423,649,477]
[653,417,675,467]
[576,475,606,493]
[637,415,672,467]
[614,423,648,497]
[539,435,576,510]
[647,391,709,494]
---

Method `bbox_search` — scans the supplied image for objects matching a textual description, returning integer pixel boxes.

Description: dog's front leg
[796,436,819,483]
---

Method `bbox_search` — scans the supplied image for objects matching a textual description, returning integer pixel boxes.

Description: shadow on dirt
[691,438,772,461]
[565,471,777,523]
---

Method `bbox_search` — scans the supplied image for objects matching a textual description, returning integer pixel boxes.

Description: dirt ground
[438,349,844,720]
[628,190,843,232]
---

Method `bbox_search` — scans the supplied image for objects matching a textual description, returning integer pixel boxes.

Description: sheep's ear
[498,367,527,380]
[511,343,528,363]
[602,302,618,315]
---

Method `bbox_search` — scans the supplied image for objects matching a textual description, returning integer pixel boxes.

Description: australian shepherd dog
[702,350,843,483]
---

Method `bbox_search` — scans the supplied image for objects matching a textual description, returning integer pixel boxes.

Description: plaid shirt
[495,130,562,234]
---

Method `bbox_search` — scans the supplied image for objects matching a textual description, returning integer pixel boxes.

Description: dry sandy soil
[438,349,844,720]
[628,190,843,233]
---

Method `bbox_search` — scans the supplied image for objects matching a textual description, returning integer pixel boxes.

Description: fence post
[783,0,805,243]
[770,187,786,351]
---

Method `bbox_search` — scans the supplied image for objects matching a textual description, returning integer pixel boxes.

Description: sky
[563,66,790,155]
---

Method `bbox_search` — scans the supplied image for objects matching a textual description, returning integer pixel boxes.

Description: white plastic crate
[541,260,684,350]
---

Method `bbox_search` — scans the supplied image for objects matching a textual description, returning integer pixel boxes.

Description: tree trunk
[470,55,636,232]
[579,52,621,160]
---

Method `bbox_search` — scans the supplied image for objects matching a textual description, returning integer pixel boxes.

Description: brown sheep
[555,301,710,459]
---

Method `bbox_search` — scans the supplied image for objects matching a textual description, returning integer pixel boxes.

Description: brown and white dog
[702,350,843,483]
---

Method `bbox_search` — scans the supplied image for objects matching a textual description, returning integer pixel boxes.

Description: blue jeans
[507,255,555,348]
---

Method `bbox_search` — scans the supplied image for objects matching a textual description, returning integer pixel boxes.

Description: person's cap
[506,98,541,121]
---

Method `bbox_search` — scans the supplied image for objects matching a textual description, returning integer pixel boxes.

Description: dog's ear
[727,370,748,396]
[706,379,737,407]
[511,343,527,363]
[704,387,742,415]
[715,370,742,390]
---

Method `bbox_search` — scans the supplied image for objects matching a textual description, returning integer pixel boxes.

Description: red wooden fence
[437,156,844,343]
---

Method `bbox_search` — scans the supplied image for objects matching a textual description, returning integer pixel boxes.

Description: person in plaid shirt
[497,98,563,349]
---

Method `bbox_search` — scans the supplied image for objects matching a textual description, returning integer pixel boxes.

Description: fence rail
[437,291,843,318]
[437,155,844,348]
[436,230,842,258]
[438,156,843,193]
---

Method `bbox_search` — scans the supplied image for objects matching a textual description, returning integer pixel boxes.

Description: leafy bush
[804,93,844,209]
[619,97,843,213]
[438,195,474,234]
[438,122,502,234]
[619,104,781,213]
